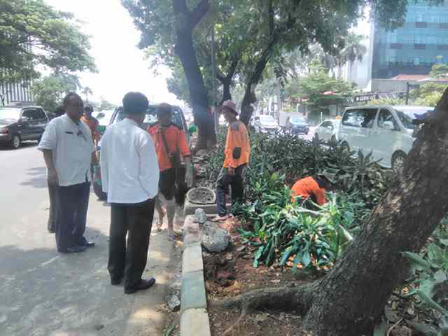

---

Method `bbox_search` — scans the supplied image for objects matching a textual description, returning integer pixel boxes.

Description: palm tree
[339,33,367,81]
[81,86,93,102]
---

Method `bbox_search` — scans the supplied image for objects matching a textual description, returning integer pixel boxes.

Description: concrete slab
[181,271,207,312]
[180,308,211,336]
[182,244,203,273]
[183,200,230,216]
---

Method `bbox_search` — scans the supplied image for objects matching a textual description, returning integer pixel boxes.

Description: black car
[285,116,310,135]
[0,106,50,149]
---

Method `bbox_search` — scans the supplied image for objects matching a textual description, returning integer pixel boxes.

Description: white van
[338,105,433,172]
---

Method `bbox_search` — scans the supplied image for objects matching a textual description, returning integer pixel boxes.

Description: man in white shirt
[38,93,97,253]
[100,92,160,294]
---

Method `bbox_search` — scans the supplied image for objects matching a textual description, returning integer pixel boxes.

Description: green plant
[402,224,448,336]
[237,191,362,272]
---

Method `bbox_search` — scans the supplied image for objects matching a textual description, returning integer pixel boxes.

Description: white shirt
[38,115,95,187]
[100,118,159,204]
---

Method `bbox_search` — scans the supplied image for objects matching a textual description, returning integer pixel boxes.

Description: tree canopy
[0,0,96,84]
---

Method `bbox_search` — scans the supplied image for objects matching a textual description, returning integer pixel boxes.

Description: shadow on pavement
[20,166,47,188]
[0,226,175,336]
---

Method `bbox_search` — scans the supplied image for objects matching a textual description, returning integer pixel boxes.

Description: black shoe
[124,278,156,294]
[58,245,87,254]
[111,277,123,286]
[78,237,95,247]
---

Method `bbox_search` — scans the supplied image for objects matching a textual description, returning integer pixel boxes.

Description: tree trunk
[219,77,232,106]
[173,0,215,149]
[303,87,448,335]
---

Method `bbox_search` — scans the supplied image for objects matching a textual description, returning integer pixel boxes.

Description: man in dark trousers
[213,100,250,221]
[39,93,97,253]
[147,103,193,237]
[100,92,160,294]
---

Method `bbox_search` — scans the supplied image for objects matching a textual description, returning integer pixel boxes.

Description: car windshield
[290,117,306,124]
[260,115,276,123]
[116,106,184,129]
[394,107,433,130]
[0,108,21,121]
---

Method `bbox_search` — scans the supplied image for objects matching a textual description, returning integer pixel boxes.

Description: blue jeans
[216,165,246,216]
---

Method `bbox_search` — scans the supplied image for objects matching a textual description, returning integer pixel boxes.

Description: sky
[45,0,179,105]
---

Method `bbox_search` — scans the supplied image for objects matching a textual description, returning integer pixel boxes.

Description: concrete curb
[180,215,211,336]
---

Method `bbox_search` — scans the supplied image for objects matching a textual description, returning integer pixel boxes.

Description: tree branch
[172,0,188,15]
[190,0,210,29]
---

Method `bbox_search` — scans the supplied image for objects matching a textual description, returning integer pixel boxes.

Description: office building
[372,0,448,79]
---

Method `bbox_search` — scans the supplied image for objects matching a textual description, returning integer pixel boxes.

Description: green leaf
[402,251,432,271]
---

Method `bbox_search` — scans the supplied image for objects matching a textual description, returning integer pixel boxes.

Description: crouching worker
[213,101,250,222]
[291,174,334,206]
[148,103,193,238]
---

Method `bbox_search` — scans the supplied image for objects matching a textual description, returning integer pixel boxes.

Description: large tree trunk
[303,87,448,335]
[173,0,215,149]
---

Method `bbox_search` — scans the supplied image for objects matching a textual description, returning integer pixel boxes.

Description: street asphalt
[0,141,179,336]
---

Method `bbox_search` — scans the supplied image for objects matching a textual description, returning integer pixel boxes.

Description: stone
[201,223,230,253]
[168,295,181,312]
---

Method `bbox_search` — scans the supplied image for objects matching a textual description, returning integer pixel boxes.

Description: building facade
[372,0,448,79]
[0,80,33,105]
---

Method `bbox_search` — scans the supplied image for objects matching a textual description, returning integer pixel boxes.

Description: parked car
[315,119,340,143]
[92,110,115,136]
[285,116,310,135]
[253,115,280,134]
[338,105,433,173]
[93,104,190,200]
[0,106,49,149]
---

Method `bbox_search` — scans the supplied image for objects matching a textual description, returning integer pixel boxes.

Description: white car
[92,110,115,135]
[338,105,433,172]
[253,115,280,134]
[315,119,340,143]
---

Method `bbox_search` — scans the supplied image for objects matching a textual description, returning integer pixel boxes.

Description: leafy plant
[402,224,448,336]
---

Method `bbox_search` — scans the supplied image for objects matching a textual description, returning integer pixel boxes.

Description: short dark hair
[63,92,82,107]
[122,92,149,115]
[157,103,173,115]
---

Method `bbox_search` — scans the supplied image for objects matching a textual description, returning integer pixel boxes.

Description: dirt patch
[187,187,216,204]
[204,218,317,336]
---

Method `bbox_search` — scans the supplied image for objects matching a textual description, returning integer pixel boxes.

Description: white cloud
[45,0,180,105]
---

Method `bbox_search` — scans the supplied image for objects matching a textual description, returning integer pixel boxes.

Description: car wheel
[341,142,350,153]
[392,151,407,174]
[11,134,21,149]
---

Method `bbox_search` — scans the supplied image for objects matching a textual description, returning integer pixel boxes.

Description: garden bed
[205,218,316,336]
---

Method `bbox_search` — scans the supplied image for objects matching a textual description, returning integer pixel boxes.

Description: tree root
[212,283,316,335]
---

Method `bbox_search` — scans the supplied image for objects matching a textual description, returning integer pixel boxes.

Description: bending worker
[291,174,334,206]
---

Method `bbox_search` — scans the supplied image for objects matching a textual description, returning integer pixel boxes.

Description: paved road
[0,142,178,336]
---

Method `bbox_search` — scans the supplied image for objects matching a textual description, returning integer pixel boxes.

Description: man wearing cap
[81,104,100,146]
[147,103,193,237]
[100,92,159,294]
[213,100,250,221]
[291,174,334,206]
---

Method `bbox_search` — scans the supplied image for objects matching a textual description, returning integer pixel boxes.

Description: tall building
[372,0,448,79]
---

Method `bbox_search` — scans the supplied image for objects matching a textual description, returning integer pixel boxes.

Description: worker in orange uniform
[291,174,334,206]
[148,103,193,237]
[213,100,250,222]
[81,104,100,146]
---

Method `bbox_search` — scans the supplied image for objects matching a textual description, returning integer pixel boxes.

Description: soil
[204,218,435,336]
[204,218,317,336]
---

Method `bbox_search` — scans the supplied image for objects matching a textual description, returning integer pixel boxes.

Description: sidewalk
[0,192,179,336]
